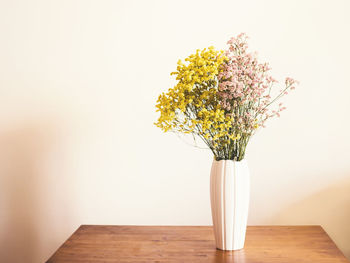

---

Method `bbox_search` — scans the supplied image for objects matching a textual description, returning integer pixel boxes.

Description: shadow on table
[212,249,246,263]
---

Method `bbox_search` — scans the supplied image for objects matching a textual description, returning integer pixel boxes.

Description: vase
[210,159,250,250]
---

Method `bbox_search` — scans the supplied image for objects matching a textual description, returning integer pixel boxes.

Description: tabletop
[46,225,349,262]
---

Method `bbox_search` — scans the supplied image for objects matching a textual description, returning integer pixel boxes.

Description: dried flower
[155,34,298,161]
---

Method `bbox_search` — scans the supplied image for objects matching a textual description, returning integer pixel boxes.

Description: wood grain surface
[46,225,349,262]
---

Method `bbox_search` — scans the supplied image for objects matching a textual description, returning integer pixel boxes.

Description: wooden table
[47,225,349,262]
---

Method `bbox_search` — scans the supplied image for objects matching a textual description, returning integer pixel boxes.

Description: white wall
[0,0,349,262]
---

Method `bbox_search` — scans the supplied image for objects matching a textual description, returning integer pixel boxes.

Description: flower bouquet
[155,33,297,250]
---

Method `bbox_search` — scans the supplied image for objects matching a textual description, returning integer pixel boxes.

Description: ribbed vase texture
[210,159,250,250]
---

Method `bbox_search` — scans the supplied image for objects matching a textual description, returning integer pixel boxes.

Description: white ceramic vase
[210,159,250,250]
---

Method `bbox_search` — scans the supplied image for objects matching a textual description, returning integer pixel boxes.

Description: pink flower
[217,33,298,132]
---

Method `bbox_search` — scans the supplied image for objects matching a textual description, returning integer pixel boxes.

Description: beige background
[1,0,350,262]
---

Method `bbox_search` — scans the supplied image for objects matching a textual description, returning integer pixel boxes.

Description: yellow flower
[155,46,227,136]
[154,46,247,156]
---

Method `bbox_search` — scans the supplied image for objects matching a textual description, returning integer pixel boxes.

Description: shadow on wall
[272,177,350,259]
[0,120,77,263]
